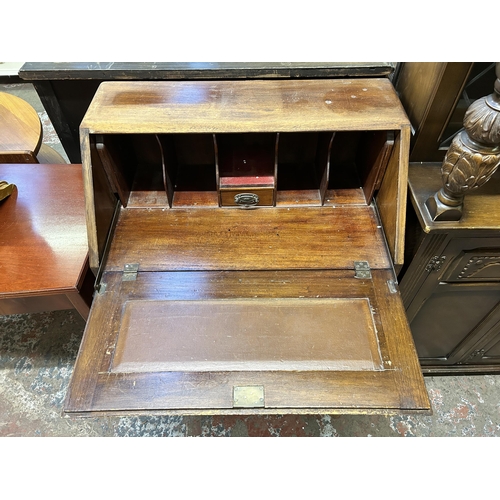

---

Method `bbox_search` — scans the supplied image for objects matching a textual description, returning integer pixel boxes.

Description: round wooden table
[0,92,42,160]
[0,91,66,163]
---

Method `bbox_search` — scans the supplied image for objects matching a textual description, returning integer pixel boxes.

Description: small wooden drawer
[219,176,275,207]
[220,187,274,207]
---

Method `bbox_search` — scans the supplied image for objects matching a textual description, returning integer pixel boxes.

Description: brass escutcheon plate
[233,385,265,408]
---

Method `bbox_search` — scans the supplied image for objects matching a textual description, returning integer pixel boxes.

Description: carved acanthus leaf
[476,154,500,185]
[427,63,500,221]
[441,133,500,196]
[464,97,500,145]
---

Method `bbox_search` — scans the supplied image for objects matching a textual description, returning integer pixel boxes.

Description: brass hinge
[122,263,139,281]
[354,261,371,279]
[387,280,398,293]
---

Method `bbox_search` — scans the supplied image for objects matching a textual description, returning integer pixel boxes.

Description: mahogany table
[0,163,92,319]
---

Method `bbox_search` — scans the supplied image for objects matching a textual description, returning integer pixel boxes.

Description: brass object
[426,62,500,221]
[122,263,139,281]
[233,385,265,408]
[234,192,260,208]
[0,180,16,201]
[354,261,372,279]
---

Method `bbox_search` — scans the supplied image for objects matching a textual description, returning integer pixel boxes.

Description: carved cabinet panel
[441,243,500,282]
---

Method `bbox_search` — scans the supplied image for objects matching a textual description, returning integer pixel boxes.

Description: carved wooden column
[426,62,500,221]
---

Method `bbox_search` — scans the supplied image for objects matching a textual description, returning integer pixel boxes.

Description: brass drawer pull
[234,192,259,207]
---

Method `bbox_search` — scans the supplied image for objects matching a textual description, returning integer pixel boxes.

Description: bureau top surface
[80,79,409,134]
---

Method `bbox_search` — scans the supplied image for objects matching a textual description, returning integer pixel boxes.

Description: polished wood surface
[65,269,430,415]
[359,131,394,204]
[105,205,391,272]
[0,92,67,165]
[0,164,90,318]
[81,79,408,134]
[424,63,500,221]
[376,125,410,269]
[409,163,500,232]
[19,63,395,163]
[396,63,448,130]
[81,133,118,271]
[36,143,67,164]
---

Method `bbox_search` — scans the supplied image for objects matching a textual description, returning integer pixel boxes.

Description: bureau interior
[91,129,396,209]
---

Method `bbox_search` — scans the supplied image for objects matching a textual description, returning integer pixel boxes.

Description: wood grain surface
[0,92,41,156]
[395,63,474,162]
[409,163,500,232]
[112,297,383,372]
[81,79,409,134]
[0,164,88,296]
[80,79,410,272]
[104,205,391,272]
[376,125,410,268]
[67,78,429,414]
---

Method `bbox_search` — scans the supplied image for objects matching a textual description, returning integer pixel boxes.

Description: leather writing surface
[65,270,431,414]
[111,298,383,373]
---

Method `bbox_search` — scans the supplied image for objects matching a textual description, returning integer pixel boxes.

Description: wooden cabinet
[400,164,500,373]
[64,79,430,416]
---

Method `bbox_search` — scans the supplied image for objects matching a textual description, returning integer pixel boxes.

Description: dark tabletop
[19,62,395,80]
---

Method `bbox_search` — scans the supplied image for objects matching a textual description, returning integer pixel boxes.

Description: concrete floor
[1,80,500,437]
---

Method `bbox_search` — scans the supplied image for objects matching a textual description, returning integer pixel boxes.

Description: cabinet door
[453,301,500,366]
[479,336,500,364]
[409,282,500,365]
[407,238,500,367]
